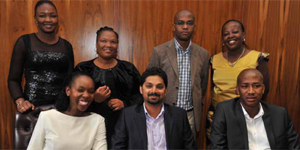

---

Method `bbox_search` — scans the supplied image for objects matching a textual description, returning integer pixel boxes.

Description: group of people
[7,0,299,150]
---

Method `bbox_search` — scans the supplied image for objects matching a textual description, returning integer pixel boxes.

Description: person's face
[96,31,118,60]
[237,72,265,110]
[35,3,58,33]
[140,75,166,105]
[66,76,95,112]
[173,12,195,42]
[222,21,245,50]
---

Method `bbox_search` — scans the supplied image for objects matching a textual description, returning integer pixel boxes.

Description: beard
[146,93,163,105]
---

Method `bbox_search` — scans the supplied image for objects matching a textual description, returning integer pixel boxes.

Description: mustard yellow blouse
[211,50,268,108]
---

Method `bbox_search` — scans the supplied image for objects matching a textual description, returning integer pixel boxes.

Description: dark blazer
[210,97,300,150]
[147,39,209,131]
[111,103,196,150]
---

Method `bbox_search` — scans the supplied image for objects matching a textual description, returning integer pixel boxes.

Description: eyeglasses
[175,21,195,26]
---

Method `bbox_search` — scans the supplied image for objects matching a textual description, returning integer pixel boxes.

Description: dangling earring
[222,43,225,47]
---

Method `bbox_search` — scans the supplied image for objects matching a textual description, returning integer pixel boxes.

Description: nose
[248,86,255,95]
[82,91,90,98]
[106,41,112,47]
[183,23,188,29]
[45,16,51,22]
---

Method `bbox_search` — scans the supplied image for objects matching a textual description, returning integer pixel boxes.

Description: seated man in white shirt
[111,67,196,150]
[210,68,300,150]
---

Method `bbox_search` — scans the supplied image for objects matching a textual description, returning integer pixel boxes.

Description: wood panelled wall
[1,0,299,149]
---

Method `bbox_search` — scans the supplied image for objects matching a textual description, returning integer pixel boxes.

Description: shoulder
[116,59,140,74]
[191,43,208,54]
[90,113,105,122]
[164,103,187,115]
[153,40,173,51]
[210,52,224,64]
[123,104,141,114]
[117,59,136,68]
[59,37,72,45]
[261,101,286,114]
[74,59,96,71]
[217,97,239,109]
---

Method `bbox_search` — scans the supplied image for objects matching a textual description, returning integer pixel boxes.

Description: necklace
[226,48,245,67]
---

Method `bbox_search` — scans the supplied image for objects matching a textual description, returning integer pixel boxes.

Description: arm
[123,65,143,107]
[8,35,34,113]
[284,109,300,149]
[210,104,228,150]
[65,41,74,75]
[256,54,269,100]
[147,48,160,69]
[182,111,197,150]
[27,112,46,150]
[92,117,107,150]
[201,51,209,98]
[111,110,128,149]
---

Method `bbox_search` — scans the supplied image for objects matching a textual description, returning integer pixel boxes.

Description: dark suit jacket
[111,103,196,150]
[210,97,300,150]
[147,39,209,131]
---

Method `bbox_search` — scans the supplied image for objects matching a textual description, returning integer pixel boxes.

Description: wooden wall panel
[1,0,299,149]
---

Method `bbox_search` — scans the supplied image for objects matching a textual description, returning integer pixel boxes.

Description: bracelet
[16,101,23,107]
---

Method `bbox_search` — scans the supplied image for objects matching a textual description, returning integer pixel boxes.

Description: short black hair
[55,71,94,111]
[96,26,119,42]
[222,19,245,33]
[140,67,168,88]
[34,0,57,17]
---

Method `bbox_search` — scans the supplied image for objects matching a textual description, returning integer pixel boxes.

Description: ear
[236,86,240,95]
[139,86,143,94]
[66,86,70,96]
[262,84,265,94]
[242,32,246,39]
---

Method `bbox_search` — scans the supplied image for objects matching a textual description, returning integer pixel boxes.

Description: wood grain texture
[1,0,299,149]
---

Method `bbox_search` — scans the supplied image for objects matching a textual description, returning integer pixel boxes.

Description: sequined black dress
[8,34,74,106]
[74,58,143,148]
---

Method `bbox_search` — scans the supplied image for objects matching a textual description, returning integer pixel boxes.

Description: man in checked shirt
[147,9,209,137]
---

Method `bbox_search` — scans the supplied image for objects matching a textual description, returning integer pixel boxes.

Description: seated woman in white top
[27,72,107,150]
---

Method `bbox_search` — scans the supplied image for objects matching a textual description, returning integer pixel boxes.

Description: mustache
[148,93,160,97]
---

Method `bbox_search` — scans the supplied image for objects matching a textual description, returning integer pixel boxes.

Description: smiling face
[66,75,95,112]
[173,10,195,42]
[35,3,58,33]
[140,75,166,106]
[96,30,118,60]
[237,70,265,110]
[222,21,245,50]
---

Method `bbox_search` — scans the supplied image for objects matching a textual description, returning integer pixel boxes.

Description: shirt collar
[241,102,264,119]
[143,102,165,119]
[174,38,192,53]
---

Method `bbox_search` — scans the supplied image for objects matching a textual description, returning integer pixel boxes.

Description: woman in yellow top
[206,19,269,139]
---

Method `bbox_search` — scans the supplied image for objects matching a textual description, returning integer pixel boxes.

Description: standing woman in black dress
[8,0,74,113]
[75,26,142,148]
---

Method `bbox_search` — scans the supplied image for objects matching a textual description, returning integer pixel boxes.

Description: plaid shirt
[174,38,193,110]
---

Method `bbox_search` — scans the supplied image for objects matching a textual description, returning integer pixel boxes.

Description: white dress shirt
[143,103,167,150]
[241,103,271,150]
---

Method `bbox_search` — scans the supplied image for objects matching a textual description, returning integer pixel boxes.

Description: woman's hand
[94,85,111,103]
[108,99,124,111]
[16,98,35,113]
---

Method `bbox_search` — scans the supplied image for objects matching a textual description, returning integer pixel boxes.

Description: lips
[79,99,90,106]
[227,39,237,45]
[246,97,257,101]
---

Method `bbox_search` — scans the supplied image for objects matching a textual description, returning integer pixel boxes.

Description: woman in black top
[8,0,74,113]
[75,26,142,148]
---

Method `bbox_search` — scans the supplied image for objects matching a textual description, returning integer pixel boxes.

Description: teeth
[229,40,235,44]
[79,100,88,106]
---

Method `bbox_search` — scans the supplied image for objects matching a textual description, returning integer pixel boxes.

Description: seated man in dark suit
[112,67,196,150]
[210,68,300,150]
